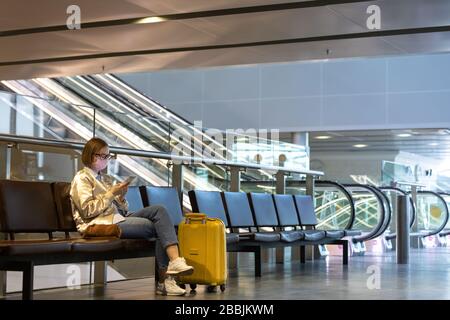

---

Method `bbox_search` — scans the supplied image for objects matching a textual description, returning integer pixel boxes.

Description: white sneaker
[156,276,186,296]
[166,257,194,276]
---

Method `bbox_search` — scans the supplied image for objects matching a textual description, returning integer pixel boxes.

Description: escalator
[1,75,296,209]
[438,193,450,239]
[413,191,449,239]
[380,188,448,246]
[379,187,416,241]
[0,80,214,209]
[343,184,391,243]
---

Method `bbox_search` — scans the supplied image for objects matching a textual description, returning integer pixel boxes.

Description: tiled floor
[3,247,450,300]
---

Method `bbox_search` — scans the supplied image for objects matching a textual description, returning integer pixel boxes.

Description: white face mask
[91,158,109,173]
[90,147,110,173]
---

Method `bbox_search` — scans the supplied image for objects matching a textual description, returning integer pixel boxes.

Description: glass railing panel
[381,189,399,235]
[240,169,276,194]
[416,193,447,232]
[180,164,229,211]
[348,190,382,233]
[441,194,450,230]
[108,154,170,188]
[0,86,95,142]
[182,164,228,192]
[285,184,352,230]
[9,147,80,182]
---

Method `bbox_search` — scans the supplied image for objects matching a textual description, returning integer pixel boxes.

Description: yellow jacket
[70,167,128,233]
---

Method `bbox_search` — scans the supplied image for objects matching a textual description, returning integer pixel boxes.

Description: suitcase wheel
[190,284,197,291]
[220,284,226,292]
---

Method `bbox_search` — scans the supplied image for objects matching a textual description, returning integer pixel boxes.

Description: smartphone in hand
[122,176,137,185]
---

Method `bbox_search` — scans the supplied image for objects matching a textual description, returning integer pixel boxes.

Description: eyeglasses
[94,153,113,160]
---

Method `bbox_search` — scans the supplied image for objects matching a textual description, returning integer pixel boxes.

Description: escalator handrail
[367,185,393,240]
[342,184,389,243]
[107,74,193,125]
[291,179,356,230]
[379,186,417,229]
[407,190,450,238]
[438,192,450,234]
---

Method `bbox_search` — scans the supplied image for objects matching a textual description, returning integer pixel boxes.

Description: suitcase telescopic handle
[184,213,207,224]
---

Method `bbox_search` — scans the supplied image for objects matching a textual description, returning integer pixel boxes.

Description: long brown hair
[81,137,108,166]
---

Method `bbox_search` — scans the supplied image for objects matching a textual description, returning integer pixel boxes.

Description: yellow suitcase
[177,213,227,292]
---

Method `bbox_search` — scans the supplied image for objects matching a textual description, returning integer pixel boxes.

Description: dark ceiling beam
[0,0,371,37]
[1,24,450,67]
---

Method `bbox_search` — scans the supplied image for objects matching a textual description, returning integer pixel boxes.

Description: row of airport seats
[129,186,361,277]
[0,180,360,300]
[0,180,158,300]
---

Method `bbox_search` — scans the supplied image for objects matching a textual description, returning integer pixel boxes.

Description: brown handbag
[83,224,122,238]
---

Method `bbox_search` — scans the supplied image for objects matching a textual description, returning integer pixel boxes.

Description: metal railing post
[397,195,410,264]
[0,144,12,293]
[410,186,420,248]
[275,170,286,264]
[0,269,6,297]
[305,174,315,200]
[5,143,12,180]
[171,163,184,203]
[305,174,317,260]
[229,166,241,193]
[0,144,8,179]
[228,166,241,269]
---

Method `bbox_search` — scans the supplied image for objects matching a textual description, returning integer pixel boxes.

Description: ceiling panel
[0,36,404,81]
[1,0,450,79]
[383,32,450,54]
[0,0,153,31]
[0,0,309,31]
[0,6,369,63]
[333,0,450,31]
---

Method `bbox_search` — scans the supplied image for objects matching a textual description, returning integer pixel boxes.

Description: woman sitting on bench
[70,137,193,296]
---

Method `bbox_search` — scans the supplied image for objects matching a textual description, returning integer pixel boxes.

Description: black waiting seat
[249,193,307,243]
[141,186,184,227]
[0,239,73,256]
[55,182,157,254]
[191,190,350,277]
[222,191,281,242]
[187,190,239,244]
[52,182,124,253]
[125,186,145,213]
[272,194,322,242]
[54,182,155,260]
[53,182,77,232]
[0,180,74,255]
[294,195,360,238]
[0,180,158,300]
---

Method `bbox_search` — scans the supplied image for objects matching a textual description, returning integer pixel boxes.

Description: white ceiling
[1,0,450,80]
[310,128,450,160]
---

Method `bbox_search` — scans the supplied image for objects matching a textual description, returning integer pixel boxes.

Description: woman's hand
[110,182,129,197]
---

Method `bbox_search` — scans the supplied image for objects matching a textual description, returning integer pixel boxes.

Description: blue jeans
[117,205,178,270]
